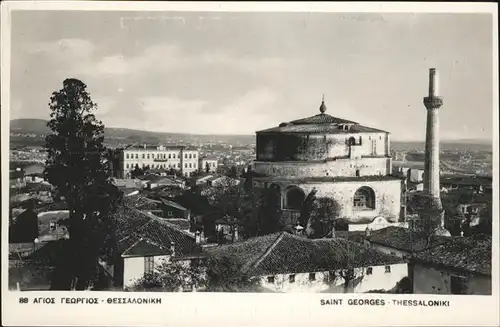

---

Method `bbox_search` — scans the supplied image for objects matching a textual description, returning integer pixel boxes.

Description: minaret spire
[319,94,327,113]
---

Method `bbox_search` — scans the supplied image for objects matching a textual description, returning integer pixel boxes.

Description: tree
[128,259,206,292]
[205,162,210,174]
[204,255,260,292]
[130,164,144,179]
[129,255,259,292]
[475,202,492,235]
[299,188,317,227]
[228,166,238,179]
[44,78,121,290]
[307,197,341,239]
[258,186,283,235]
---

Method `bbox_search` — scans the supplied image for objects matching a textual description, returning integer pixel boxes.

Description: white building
[102,205,204,289]
[118,144,200,178]
[206,232,408,293]
[412,234,491,295]
[199,156,219,173]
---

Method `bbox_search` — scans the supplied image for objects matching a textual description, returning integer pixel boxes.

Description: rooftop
[256,98,388,135]
[414,234,491,276]
[366,226,450,253]
[122,194,162,211]
[206,232,405,277]
[113,205,202,259]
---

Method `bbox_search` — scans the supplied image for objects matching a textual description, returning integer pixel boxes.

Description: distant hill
[9,118,493,151]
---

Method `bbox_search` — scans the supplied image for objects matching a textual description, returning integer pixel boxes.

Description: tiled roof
[206,232,405,277]
[257,123,388,134]
[113,205,202,259]
[122,239,170,257]
[367,226,450,252]
[290,113,357,125]
[162,218,191,230]
[414,234,491,275]
[10,170,25,180]
[122,195,162,210]
[160,199,187,211]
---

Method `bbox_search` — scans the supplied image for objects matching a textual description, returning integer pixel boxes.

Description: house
[122,195,164,217]
[412,234,491,295]
[205,232,407,293]
[106,205,204,289]
[364,226,450,259]
[199,156,218,173]
[10,169,26,189]
[160,198,191,220]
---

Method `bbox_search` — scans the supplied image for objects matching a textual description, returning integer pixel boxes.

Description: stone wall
[253,157,391,178]
[256,132,389,162]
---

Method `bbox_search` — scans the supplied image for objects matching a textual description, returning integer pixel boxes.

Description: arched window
[285,186,305,210]
[353,187,375,210]
[348,137,356,146]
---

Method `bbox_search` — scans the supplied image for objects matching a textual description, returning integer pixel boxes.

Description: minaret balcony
[423,96,443,109]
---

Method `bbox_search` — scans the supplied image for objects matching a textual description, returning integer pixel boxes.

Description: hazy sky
[9,11,493,140]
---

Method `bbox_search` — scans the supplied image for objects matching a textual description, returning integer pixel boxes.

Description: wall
[199,159,218,172]
[259,263,407,293]
[256,132,389,162]
[253,157,391,178]
[123,255,170,288]
[413,263,491,295]
[261,179,401,222]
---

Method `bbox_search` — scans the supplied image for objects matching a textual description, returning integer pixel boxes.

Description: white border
[1,2,499,326]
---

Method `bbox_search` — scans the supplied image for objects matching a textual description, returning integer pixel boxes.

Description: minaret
[423,68,443,209]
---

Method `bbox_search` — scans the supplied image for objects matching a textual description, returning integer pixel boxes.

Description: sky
[9,11,494,141]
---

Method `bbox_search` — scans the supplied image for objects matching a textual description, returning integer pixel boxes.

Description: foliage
[44,78,121,290]
[204,255,260,292]
[475,202,492,235]
[9,200,39,243]
[129,255,259,292]
[299,188,317,227]
[130,164,144,179]
[307,197,342,239]
[129,259,206,292]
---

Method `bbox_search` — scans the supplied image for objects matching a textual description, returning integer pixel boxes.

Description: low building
[106,205,204,289]
[10,169,26,189]
[365,226,450,259]
[412,234,491,295]
[206,232,407,293]
[199,156,218,173]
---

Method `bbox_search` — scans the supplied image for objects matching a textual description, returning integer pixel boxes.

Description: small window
[142,154,145,159]
[135,154,138,159]
[168,211,173,217]
[385,266,391,273]
[366,267,373,275]
[49,221,57,231]
[309,273,316,281]
[289,275,295,283]
[355,169,360,177]
[390,252,396,256]
[126,153,130,159]
[147,154,150,159]
[169,154,171,159]
[126,164,129,169]
[144,256,154,274]
[173,154,176,159]
[267,276,275,284]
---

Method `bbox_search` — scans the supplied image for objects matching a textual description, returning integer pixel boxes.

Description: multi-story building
[118,144,199,178]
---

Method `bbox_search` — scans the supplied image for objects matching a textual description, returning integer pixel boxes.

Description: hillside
[9,118,493,151]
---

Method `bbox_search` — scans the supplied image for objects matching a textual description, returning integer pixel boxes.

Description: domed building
[252,98,405,231]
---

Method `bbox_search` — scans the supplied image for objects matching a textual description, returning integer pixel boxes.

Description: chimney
[143,144,147,149]
[170,242,175,256]
[423,68,443,209]
[365,226,371,238]
[195,231,201,244]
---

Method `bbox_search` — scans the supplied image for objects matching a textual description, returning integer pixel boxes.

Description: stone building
[252,98,405,230]
[117,144,199,178]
